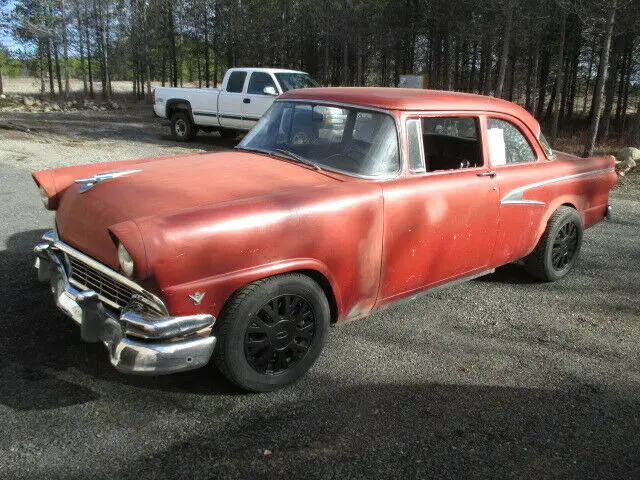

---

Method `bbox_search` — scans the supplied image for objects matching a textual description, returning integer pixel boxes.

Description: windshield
[239,101,400,177]
[274,73,320,92]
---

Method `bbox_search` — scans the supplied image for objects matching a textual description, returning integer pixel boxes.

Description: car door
[484,115,551,266]
[242,71,279,130]
[378,115,500,302]
[217,70,248,130]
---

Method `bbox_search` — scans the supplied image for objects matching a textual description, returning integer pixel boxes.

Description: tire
[171,111,195,142]
[524,206,583,282]
[213,273,330,392]
[219,129,238,140]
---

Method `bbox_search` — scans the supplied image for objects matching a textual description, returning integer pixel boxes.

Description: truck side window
[488,118,537,164]
[226,71,247,93]
[247,72,277,95]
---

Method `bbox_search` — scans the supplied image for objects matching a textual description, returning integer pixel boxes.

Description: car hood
[55,151,339,268]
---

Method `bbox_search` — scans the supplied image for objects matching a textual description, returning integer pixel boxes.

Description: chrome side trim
[500,168,615,204]
[42,233,169,315]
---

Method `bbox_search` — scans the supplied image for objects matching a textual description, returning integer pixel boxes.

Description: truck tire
[213,273,330,392]
[524,206,583,282]
[219,129,238,140]
[171,111,195,142]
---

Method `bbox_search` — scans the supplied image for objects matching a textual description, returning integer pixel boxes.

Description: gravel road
[1,108,639,479]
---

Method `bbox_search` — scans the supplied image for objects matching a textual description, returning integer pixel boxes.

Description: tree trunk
[600,39,620,140]
[84,3,94,98]
[77,12,88,96]
[495,0,514,98]
[61,0,70,97]
[550,11,566,144]
[583,0,617,158]
[47,38,55,97]
[0,61,3,96]
[582,32,597,115]
[53,39,63,96]
[39,41,46,94]
[468,41,478,92]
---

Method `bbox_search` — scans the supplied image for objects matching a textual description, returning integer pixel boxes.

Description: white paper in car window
[488,127,506,166]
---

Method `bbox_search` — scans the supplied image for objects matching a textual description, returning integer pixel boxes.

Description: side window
[226,71,247,93]
[420,116,482,172]
[406,119,425,172]
[488,118,537,165]
[247,72,277,95]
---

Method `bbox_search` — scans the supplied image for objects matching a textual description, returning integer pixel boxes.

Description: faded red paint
[32,88,617,322]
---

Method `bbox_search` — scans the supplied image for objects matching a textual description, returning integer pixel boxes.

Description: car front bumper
[34,231,216,375]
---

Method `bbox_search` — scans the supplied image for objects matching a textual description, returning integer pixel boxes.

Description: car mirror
[263,86,278,96]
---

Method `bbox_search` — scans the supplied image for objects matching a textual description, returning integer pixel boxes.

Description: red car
[33,88,617,391]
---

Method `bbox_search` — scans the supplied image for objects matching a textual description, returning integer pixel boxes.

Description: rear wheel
[171,111,195,142]
[524,206,583,281]
[213,274,330,392]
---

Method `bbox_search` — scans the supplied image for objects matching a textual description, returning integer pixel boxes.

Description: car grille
[67,255,136,310]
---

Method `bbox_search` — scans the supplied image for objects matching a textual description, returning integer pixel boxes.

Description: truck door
[241,71,279,130]
[217,70,248,130]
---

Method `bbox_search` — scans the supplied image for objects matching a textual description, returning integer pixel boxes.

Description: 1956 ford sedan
[32,88,617,391]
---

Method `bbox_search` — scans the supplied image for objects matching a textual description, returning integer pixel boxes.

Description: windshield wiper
[236,146,322,171]
[273,149,322,171]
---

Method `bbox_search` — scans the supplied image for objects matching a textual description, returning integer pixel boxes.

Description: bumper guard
[34,232,216,375]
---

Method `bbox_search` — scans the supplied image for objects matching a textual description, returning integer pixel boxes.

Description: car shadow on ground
[97,379,640,479]
[0,229,243,411]
[475,263,539,285]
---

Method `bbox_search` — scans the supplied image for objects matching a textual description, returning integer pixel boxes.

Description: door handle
[243,98,251,104]
[477,170,497,178]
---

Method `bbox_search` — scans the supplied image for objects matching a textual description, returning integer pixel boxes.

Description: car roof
[230,67,308,75]
[280,87,541,136]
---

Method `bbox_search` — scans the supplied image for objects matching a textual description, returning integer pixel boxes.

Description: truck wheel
[524,206,583,282]
[219,129,238,140]
[171,111,195,142]
[213,273,330,392]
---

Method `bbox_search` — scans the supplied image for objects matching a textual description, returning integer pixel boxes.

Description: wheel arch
[528,197,583,254]
[166,99,194,123]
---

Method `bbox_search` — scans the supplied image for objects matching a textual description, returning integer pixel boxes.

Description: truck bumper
[34,233,216,375]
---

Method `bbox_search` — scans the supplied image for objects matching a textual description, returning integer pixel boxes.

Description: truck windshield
[274,73,320,92]
[238,101,400,177]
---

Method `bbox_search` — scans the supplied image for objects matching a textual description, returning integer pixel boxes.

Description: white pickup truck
[152,67,319,141]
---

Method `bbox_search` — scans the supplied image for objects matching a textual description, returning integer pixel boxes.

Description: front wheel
[524,206,583,281]
[213,274,330,392]
[171,111,195,142]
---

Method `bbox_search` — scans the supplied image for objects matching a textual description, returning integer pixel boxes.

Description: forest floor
[0,104,640,479]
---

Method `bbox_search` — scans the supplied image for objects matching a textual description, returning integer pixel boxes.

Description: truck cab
[152,68,319,141]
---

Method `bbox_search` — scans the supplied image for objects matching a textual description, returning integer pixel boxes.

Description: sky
[0,0,19,53]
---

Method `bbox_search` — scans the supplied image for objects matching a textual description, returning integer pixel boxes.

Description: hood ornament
[189,292,206,305]
[75,169,142,193]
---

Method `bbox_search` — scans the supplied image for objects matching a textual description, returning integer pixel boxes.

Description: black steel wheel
[244,295,316,375]
[551,221,579,270]
[213,273,330,392]
[524,206,583,281]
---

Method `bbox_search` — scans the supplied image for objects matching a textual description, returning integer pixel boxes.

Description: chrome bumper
[34,232,216,375]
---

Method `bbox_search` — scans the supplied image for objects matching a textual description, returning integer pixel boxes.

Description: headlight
[39,186,49,208]
[118,243,135,277]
